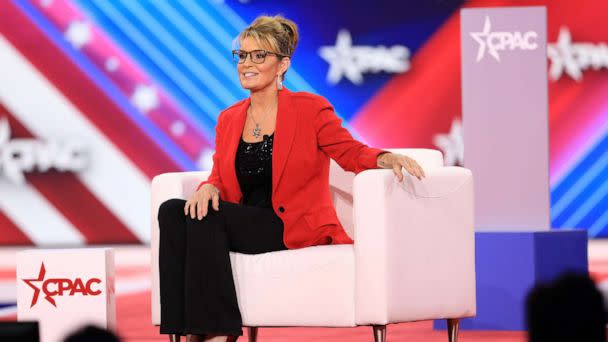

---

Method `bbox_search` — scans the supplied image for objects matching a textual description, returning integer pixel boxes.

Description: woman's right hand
[184,183,220,220]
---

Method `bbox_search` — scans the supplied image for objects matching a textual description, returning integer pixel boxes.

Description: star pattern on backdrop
[64,20,92,49]
[433,118,464,166]
[131,84,160,114]
[319,29,364,85]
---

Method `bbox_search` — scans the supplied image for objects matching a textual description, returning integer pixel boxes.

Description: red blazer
[197,88,388,249]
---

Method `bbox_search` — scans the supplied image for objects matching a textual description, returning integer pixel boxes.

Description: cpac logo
[548,27,608,81]
[470,16,538,62]
[0,117,88,184]
[22,262,102,308]
[319,29,410,85]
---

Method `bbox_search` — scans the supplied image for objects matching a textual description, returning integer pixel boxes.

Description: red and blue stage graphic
[0,0,606,245]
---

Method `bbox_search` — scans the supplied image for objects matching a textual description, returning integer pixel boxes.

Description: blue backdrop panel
[434,230,588,330]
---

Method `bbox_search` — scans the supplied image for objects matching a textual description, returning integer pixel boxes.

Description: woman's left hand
[377,152,426,181]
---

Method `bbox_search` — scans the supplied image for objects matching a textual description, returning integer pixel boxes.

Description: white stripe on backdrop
[0,179,85,245]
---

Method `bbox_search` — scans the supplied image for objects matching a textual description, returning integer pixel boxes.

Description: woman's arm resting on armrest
[314,103,389,174]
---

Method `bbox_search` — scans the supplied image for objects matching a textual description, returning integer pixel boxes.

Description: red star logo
[22,262,55,307]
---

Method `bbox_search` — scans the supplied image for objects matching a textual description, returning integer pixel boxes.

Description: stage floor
[2,241,607,341]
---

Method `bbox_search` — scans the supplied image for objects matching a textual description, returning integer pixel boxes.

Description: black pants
[158,198,288,337]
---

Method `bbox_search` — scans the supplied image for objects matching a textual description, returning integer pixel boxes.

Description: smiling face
[237,36,290,92]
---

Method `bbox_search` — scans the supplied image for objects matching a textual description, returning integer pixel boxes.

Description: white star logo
[547,27,608,82]
[131,85,159,113]
[470,16,500,62]
[548,27,581,81]
[64,20,92,49]
[319,29,410,85]
[319,29,364,85]
[433,118,464,166]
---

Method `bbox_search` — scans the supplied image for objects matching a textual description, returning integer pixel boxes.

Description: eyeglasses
[232,49,288,64]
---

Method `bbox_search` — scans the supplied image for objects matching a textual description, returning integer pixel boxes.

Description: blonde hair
[236,14,299,80]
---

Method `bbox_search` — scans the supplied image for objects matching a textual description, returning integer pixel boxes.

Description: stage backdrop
[0,0,606,245]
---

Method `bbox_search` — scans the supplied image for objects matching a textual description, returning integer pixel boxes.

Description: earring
[276,75,283,90]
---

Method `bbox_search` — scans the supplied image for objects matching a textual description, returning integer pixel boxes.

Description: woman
[158,15,425,342]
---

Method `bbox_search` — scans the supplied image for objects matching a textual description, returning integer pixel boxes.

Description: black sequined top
[235,132,274,208]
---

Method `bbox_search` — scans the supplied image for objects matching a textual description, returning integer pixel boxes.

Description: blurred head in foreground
[526,272,606,342]
[63,324,120,342]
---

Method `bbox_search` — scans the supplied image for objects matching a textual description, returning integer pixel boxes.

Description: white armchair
[151,148,476,342]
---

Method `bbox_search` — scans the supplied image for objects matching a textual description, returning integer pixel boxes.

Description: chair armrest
[150,171,210,325]
[353,167,476,325]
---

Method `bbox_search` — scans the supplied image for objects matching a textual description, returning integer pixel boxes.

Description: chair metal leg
[372,325,386,342]
[169,334,180,342]
[447,318,460,342]
[247,327,258,342]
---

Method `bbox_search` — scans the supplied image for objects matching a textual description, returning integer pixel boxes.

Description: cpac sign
[548,27,608,81]
[470,16,538,62]
[319,29,410,85]
[17,248,115,342]
[0,117,88,184]
[22,262,102,308]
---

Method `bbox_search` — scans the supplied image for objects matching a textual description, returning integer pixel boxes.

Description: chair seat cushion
[229,244,356,327]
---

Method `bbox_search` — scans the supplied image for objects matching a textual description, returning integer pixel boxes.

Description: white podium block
[16,248,116,342]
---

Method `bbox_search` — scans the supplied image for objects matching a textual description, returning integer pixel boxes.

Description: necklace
[248,103,275,139]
